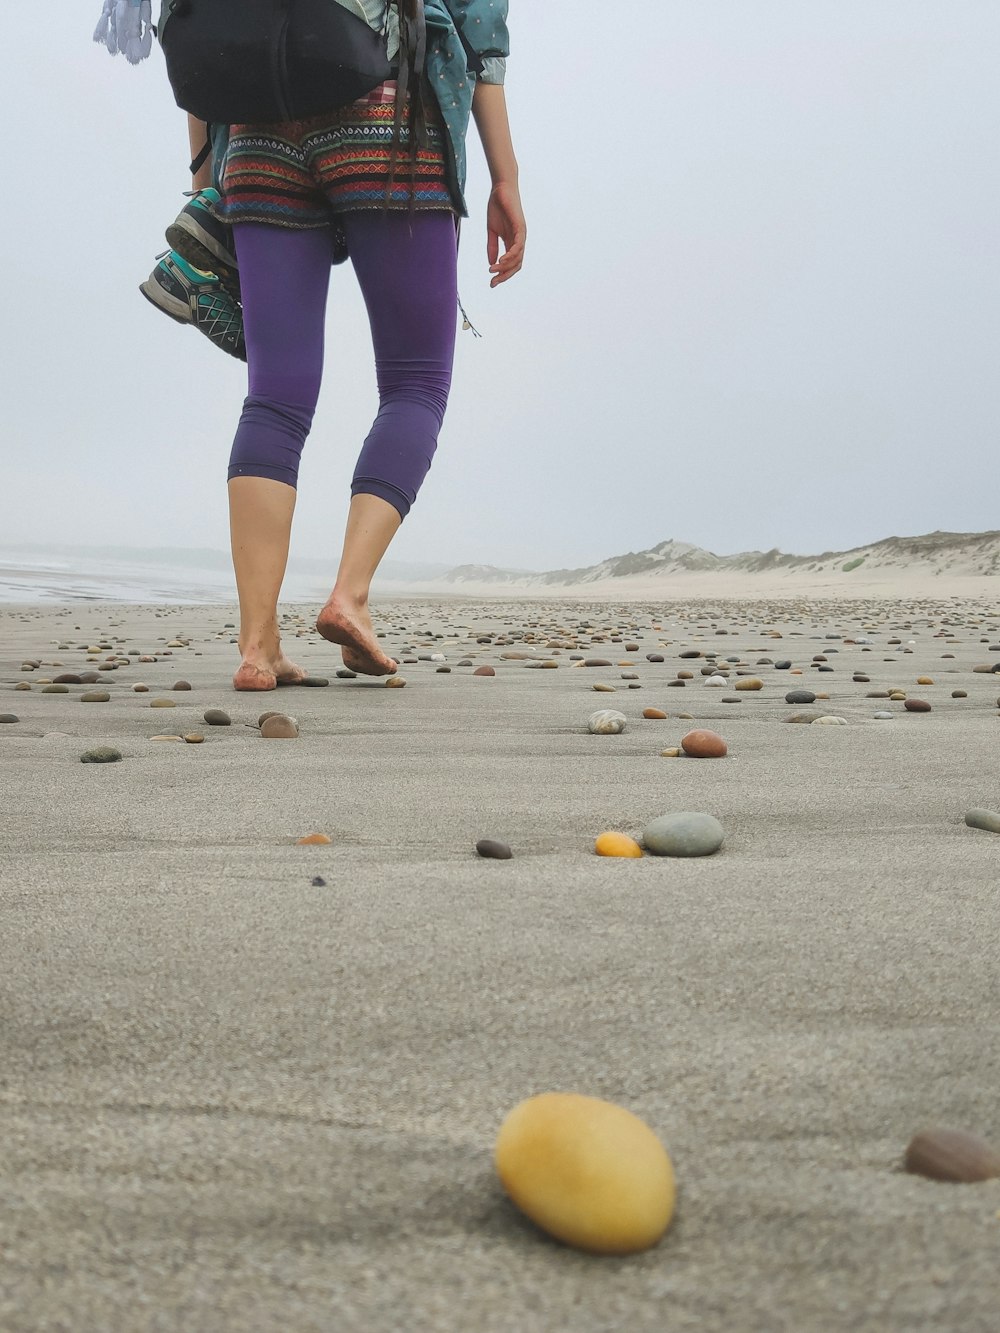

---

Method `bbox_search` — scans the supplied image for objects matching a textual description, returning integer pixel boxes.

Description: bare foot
[316,594,397,676]
[233,649,306,692]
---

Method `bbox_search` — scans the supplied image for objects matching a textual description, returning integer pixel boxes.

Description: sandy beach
[3,592,1000,1331]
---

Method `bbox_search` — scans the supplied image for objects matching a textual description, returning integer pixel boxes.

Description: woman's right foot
[316,595,398,676]
[233,649,306,692]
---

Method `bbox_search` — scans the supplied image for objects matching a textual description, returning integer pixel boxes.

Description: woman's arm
[471,82,526,287]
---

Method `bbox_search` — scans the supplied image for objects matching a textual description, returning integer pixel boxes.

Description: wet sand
[2,595,999,1332]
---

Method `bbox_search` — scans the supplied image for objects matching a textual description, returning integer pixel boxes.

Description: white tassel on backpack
[93,0,153,64]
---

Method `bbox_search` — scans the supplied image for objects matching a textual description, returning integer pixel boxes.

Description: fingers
[488,222,526,287]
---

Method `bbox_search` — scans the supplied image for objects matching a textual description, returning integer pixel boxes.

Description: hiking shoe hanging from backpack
[140,250,246,362]
[165,187,241,299]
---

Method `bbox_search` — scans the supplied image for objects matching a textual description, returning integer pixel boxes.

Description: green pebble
[80,747,122,764]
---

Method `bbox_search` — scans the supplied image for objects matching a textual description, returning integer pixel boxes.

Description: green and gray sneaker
[139,251,246,362]
[165,187,241,299]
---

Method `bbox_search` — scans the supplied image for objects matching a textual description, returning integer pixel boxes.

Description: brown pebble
[659,747,682,757]
[80,691,111,703]
[385,675,407,688]
[642,708,668,720]
[183,733,205,744]
[132,684,149,693]
[681,728,728,758]
[150,699,177,709]
[733,678,764,691]
[260,714,298,738]
[297,833,332,845]
[473,666,495,677]
[172,680,192,691]
[593,683,616,692]
[952,690,967,699]
[53,674,82,685]
[904,1127,1000,1183]
[904,699,931,713]
[916,677,934,686]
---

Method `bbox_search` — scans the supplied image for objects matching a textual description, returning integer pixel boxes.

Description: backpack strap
[189,128,212,179]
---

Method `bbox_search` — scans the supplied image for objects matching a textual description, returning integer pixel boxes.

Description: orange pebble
[642,707,668,720]
[680,729,728,758]
[595,832,643,858]
[296,833,332,845]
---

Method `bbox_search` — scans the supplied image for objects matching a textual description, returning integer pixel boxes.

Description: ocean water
[0,546,330,605]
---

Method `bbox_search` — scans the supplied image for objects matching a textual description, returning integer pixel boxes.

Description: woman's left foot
[233,651,306,692]
[316,594,398,676]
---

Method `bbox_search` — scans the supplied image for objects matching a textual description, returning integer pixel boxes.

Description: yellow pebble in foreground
[494,1092,675,1255]
[595,832,643,858]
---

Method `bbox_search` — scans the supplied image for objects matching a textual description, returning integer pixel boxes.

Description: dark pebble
[476,838,513,860]
[172,680,193,691]
[0,713,19,723]
[300,676,330,687]
[311,876,327,887]
[203,709,231,726]
[53,674,82,685]
[80,747,122,764]
[336,669,358,679]
[904,699,931,712]
[785,689,817,704]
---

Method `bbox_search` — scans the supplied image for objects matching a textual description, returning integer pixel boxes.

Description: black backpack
[156,0,403,124]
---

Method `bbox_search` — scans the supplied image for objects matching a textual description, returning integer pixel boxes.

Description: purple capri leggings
[228,211,458,518]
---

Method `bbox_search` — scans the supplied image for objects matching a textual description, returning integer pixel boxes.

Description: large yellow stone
[594,832,643,858]
[495,1093,675,1254]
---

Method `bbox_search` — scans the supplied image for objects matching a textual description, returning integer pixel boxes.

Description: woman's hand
[487,181,526,286]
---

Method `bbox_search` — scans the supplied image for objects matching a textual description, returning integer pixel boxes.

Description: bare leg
[228,476,306,690]
[187,114,213,191]
[316,494,401,675]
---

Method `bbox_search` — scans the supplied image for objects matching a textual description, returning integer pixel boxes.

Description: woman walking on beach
[99,0,525,689]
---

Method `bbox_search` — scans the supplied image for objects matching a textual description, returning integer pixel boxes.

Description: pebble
[297,833,332,845]
[476,838,512,860]
[904,699,931,712]
[812,716,847,726]
[80,691,111,703]
[494,1092,675,1255]
[733,678,764,691]
[965,808,1000,835]
[659,747,682,757]
[785,689,816,704]
[593,683,617,692]
[336,668,358,679]
[301,676,330,687]
[80,747,122,764]
[53,674,82,685]
[261,714,299,738]
[132,684,149,693]
[703,676,726,687]
[595,832,643,858]
[588,709,627,735]
[680,729,727,758]
[0,713,19,723]
[203,708,231,726]
[904,1127,1000,1183]
[385,676,407,688]
[14,682,30,691]
[183,734,205,744]
[916,677,934,685]
[150,734,183,742]
[873,711,893,720]
[584,659,613,667]
[784,711,823,724]
[150,699,177,708]
[642,708,667,720]
[473,666,496,677]
[642,812,724,857]
[311,876,327,886]
[41,684,69,694]
[172,680,192,691]
[951,690,967,699]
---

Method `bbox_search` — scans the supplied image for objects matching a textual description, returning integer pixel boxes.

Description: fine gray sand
[2,595,999,1332]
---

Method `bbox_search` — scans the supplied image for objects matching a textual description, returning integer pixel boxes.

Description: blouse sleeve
[478,56,507,85]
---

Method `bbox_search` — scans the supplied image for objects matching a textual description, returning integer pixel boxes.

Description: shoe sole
[166,216,241,298]
[139,277,191,325]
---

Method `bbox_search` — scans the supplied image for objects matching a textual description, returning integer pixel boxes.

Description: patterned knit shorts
[214,81,456,228]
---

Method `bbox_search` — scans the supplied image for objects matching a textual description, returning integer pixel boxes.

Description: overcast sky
[2,2,998,571]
